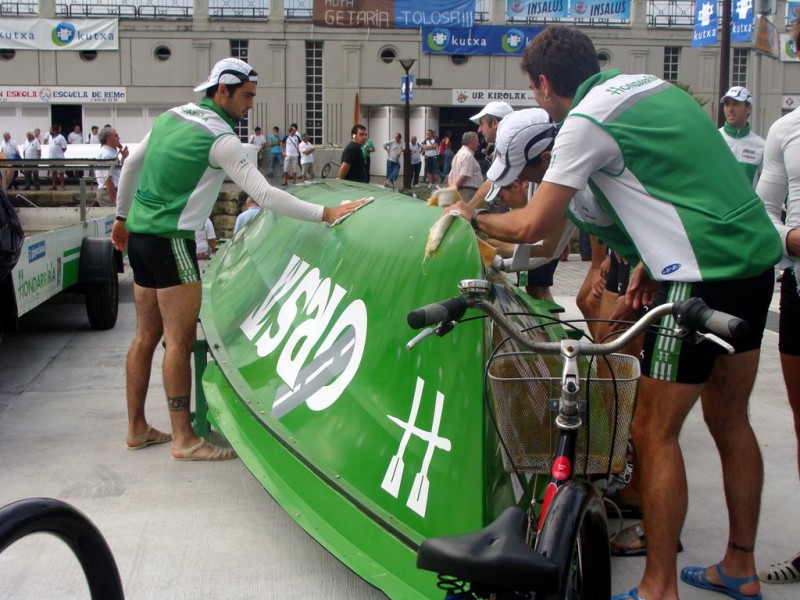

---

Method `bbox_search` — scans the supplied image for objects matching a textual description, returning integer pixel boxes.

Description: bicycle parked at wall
[320,143,343,179]
[406,278,748,600]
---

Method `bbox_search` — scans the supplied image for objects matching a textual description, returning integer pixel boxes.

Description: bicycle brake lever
[405,320,457,350]
[676,328,735,354]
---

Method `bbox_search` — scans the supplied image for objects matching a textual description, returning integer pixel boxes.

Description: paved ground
[0,244,797,599]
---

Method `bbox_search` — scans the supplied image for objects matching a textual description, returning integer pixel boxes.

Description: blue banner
[731,0,754,43]
[423,25,544,56]
[506,0,630,20]
[692,1,718,47]
[401,74,415,101]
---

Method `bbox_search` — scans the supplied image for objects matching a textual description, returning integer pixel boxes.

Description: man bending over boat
[110,58,366,461]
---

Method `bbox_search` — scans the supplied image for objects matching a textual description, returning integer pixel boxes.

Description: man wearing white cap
[480,108,576,301]
[110,57,367,462]
[719,86,765,188]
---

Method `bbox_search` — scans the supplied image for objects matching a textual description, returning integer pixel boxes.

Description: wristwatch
[470,209,489,231]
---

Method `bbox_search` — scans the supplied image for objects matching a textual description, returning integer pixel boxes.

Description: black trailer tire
[85,262,118,330]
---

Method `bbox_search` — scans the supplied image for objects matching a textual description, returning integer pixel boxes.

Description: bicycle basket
[487,352,640,475]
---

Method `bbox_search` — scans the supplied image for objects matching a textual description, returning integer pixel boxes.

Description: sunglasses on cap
[492,126,555,183]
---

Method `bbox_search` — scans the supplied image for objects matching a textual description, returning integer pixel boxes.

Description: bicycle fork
[536,340,584,532]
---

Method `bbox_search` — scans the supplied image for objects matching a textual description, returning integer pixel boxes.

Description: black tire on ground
[85,263,119,330]
[535,480,611,600]
[321,163,331,179]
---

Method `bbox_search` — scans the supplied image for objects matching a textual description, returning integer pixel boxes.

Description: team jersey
[719,122,765,188]
[126,97,235,238]
[544,70,781,282]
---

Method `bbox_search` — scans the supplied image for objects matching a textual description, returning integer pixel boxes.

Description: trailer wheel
[85,261,118,330]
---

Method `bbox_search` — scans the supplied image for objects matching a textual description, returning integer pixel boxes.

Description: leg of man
[126,284,169,446]
[694,351,762,597]
[631,377,702,599]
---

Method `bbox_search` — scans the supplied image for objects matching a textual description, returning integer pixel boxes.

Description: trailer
[0,159,123,336]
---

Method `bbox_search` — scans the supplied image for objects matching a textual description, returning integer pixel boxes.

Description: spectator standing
[719,86,765,188]
[48,125,67,190]
[109,57,366,462]
[464,101,515,210]
[21,131,41,190]
[383,132,402,187]
[362,136,376,180]
[1,132,20,190]
[299,132,316,182]
[195,217,217,260]
[67,125,83,145]
[267,126,283,179]
[87,126,100,144]
[753,20,800,585]
[339,124,369,183]
[282,123,301,186]
[94,127,128,206]
[233,197,261,234]
[248,126,267,170]
[422,129,439,186]
[439,131,453,180]
[409,135,423,186]
[447,131,483,202]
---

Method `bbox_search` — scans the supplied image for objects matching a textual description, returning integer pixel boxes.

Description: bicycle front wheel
[321,163,331,179]
[534,480,610,600]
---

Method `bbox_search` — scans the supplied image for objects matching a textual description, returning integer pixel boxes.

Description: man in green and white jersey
[111,58,366,462]
[451,27,781,600]
[720,86,765,188]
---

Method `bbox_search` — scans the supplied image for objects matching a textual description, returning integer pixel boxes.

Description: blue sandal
[611,588,645,600]
[680,563,762,600]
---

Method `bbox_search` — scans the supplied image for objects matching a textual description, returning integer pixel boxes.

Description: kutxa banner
[506,0,630,20]
[423,26,544,56]
[313,0,476,29]
[0,18,118,51]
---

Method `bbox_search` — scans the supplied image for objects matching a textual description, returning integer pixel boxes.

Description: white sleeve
[543,117,622,191]
[756,119,799,255]
[204,218,216,240]
[116,132,150,218]
[210,135,324,222]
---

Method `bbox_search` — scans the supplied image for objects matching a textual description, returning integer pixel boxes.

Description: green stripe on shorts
[170,238,199,284]
[647,281,691,382]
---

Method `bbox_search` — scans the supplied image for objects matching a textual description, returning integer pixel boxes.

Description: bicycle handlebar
[406,283,748,356]
[407,297,468,329]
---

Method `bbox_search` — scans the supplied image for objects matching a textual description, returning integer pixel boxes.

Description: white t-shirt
[95,144,121,189]
[48,134,67,159]
[22,138,41,159]
[299,140,315,164]
[284,133,301,157]
[195,218,217,257]
[67,131,83,144]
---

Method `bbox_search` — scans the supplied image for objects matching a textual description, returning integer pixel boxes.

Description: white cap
[720,86,752,105]
[469,101,514,124]
[485,108,556,202]
[194,58,258,92]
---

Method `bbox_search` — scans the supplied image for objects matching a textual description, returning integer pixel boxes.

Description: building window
[597,50,611,69]
[732,48,749,87]
[154,46,172,61]
[80,51,98,62]
[450,54,469,66]
[0,49,16,61]
[306,40,323,145]
[230,39,249,62]
[663,46,680,83]
[380,47,397,64]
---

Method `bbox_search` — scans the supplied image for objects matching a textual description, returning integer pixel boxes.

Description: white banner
[780,33,799,62]
[452,88,537,106]
[0,18,118,51]
[0,86,127,104]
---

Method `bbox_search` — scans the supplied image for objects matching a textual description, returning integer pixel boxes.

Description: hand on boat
[322,197,372,226]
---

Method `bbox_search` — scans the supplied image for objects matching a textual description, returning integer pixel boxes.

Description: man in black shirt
[338,124,369,183]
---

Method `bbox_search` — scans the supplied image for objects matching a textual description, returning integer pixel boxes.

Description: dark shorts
[641,268,773,384]
[779,269,800,356]
[605,252,631,295]
[527,258,559,287]
[425,156,439,175]
[127,233,200,289]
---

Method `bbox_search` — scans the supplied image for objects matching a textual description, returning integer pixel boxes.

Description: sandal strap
[716,563,759,587]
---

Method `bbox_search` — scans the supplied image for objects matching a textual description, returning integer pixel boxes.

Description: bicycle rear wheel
[535,480,610,600]
[321,163,331,179]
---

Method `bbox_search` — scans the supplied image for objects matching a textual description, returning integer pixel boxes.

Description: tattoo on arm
[167,395,191,412]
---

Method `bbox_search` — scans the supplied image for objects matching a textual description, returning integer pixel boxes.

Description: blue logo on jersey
[661,263,681,275]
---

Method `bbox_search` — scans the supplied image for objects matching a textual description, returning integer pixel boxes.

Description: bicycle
[320,143,343,179]
[406,279,748,600]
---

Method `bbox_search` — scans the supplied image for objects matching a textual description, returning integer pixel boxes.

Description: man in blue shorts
[111,58,366,462]
[451,26,781,600]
